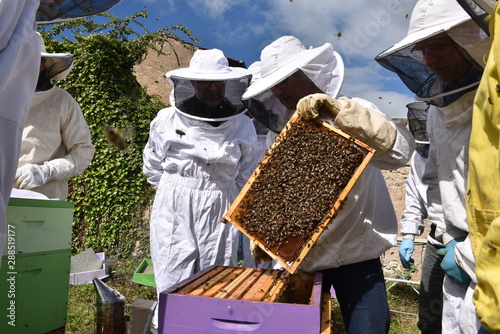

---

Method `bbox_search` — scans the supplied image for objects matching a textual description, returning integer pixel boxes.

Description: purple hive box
[158,266,327,334]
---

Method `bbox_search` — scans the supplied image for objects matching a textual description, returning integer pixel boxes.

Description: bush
[39,11,198,258]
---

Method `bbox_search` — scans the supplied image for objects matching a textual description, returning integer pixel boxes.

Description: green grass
[331,282,420,334]
[66,260,420,333]
[65,258,156,334]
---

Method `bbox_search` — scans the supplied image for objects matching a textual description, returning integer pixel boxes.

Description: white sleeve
[45,93,95,180]
[400,153,428,236]
[143,113,167,187]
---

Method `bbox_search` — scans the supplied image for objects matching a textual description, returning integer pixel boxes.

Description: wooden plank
[262,272,288,303]
[242,269,281,301]
[320,292,333,334]
[174,266,226,295]
[201,267,246,297]
[188,267,235,296]
[214,268,258,299]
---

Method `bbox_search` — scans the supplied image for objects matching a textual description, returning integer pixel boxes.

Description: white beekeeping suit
[0,0,41,262]
[14,37,95,200]
[243,36,415,271]
[242,35,415,334]
[376,0,491,332]
[0,0,120,265]
[143,49,260,331]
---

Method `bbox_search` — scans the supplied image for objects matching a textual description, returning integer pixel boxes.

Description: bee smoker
[93,278,127,334]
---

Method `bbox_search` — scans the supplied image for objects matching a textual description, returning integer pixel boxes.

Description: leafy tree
[39,10,198,258]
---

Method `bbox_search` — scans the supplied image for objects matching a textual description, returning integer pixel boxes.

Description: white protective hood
[166,49,251,122]
[39,33,73,80]
[242,36,344,133]
[375,0,490,103]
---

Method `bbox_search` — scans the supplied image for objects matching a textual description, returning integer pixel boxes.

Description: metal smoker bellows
[93,278,126,334]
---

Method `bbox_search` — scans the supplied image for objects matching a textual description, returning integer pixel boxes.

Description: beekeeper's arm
[15,96,94,189]
[296,94,415,169]
[399,153,428,268]
[143,116,166,188]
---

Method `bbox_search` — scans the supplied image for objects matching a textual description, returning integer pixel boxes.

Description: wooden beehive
[223,113,375,274]
[158,266,332,334]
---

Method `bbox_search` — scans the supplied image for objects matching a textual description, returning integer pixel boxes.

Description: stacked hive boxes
[0,197,73,333]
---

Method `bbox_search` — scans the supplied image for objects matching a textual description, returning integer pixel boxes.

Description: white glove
[14,163,54,189]
[296,93,341,120]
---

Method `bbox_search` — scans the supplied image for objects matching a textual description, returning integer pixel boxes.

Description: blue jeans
[321,258,390,334]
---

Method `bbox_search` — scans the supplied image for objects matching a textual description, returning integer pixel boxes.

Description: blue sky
[104,0,419,118]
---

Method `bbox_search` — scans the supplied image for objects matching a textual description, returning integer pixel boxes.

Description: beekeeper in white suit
[143,48,260,330]
[0,0,41,262]
[243,35,415,334]
[376,0,491,332]
[14,35,95,200]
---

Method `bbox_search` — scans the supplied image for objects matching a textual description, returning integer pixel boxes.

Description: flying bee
[175,129,186,137]
[104,126,135,151]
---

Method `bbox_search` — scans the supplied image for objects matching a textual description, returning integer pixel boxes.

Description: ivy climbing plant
[39,10,198,258]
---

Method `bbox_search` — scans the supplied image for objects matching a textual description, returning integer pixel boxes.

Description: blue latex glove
[436,237,471,288]
[478,326,492,334]
[398,238,415,269]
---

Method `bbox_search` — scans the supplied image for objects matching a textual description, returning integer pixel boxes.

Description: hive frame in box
[223,112,375,274]
[158,266,331,334]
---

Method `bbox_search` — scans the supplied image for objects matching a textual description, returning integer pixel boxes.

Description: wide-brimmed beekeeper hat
[165,49,252,121]
[40,34,74,80]
[375,0,490,103]
[379,0,471,57]
[166,49,249,82]
[241,36,344,134]
[243,36,344,100]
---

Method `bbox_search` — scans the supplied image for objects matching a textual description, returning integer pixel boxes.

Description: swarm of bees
[235,118,365,261]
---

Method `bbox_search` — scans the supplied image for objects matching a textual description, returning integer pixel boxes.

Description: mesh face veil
[169,76,251,121]
[407,101,430,158]
[242,36,344,134]
[166,49,251,122]
[375,0,490,107]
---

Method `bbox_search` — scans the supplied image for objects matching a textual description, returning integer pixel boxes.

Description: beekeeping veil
[406,101,430,158]
[166,49,251,122]
[40,35,74,81]
[375,0,490,107]
[242,36,344,134]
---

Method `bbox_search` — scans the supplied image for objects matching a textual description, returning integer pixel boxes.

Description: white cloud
[186,0,247,19]
[263,0,418,60]
[340,63,414,118]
